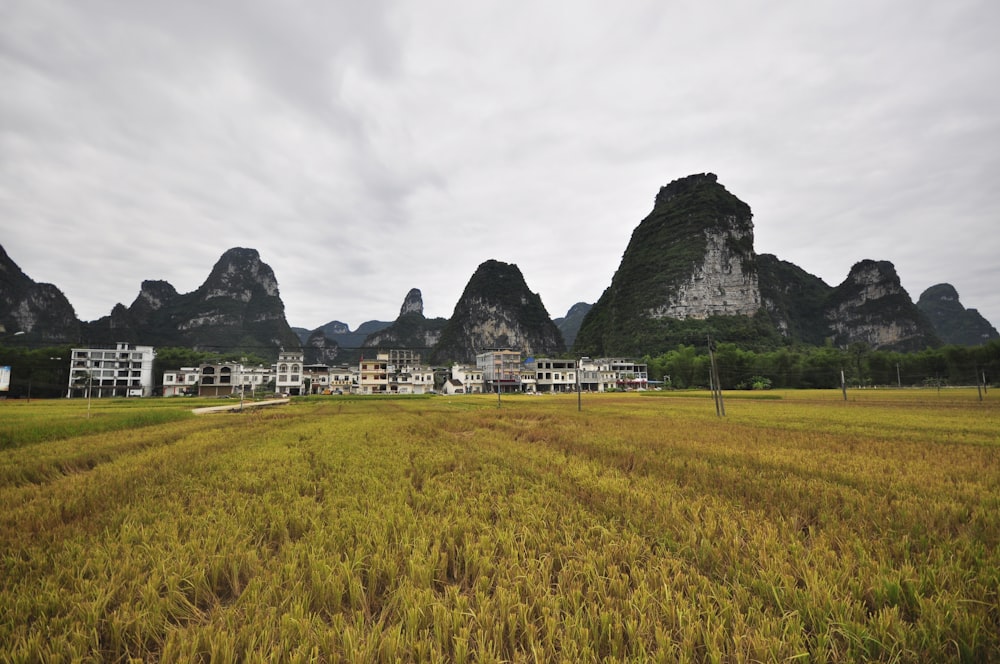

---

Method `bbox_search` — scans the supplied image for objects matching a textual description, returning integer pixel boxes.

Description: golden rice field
[1,390,998,663]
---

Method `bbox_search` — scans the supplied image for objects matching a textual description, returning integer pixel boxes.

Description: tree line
[642,339,1000,390]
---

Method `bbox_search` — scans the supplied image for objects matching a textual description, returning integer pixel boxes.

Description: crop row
[1,392,997,662]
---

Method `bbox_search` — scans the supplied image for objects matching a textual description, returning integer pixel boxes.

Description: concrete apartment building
[444,364,485,394]
[156,349,647,399]
[476,348,523,393]
[526,357,578,393]
[274,351,305,396]
[196,362,243,398]
[359,350,433,395]
[66,342,155,398]
[578,357,617,392]
[163,363,273,397]
[304,364,355,395]
[328,366,355,394]
[162,367,199,397]
[602,358,649,390]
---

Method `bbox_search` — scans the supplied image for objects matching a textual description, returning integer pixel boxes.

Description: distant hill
[824,260,939,351]
[0,244,80,344]
[295,318,393,365]
[430,260,565,365]
[0,244,303,357]
[80,248,302,357]
[296,320,392,349]
[574,173,775,356]
[574,174,944,356]
[361,289,447,353]
[553,302,591,348]
[917,283,999,346]
[757,253,832,345]
[4,177,998,362]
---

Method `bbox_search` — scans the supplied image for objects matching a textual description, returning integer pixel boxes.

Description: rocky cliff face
[824,260,939,351]
[303,329,342,365]
[129,280,179,317]
[399,288,424,316]
[916,283,999,346]
[574,174,767,356]
[646,173,760,319]
[362,289,448,351]
[430,260,565,364]
[0,243,80,343]
[648,229,761,319]
[83,247,301,356]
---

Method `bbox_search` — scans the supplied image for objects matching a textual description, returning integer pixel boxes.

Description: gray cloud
[2,0,998,332]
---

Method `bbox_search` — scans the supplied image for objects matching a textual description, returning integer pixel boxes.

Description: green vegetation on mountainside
[575,174,762,358]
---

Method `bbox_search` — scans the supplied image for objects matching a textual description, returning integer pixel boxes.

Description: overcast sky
[3,0,999,332]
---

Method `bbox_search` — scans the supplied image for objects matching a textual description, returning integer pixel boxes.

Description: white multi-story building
[598,358,649,390]
[476,348,523,393]
[303,363,331,394]
[578,357,617,392]
[526,357,577,393]
[329,366,355,394]
[273,351,305,396]
[67,342,155,398]
[197,362,241,397]
[162,367,199,397]
[164,362,271,398]
[304,363,355,395]
[359,350,434,395]
[446,364,484,394]
[241,365,272,396]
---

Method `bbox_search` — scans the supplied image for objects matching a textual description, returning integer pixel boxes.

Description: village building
[578,357,617,392]
[445,364,485,395]
[600,358,649,390]
[359,350,434,395]
[162,362,271,398]
[476,348,523,393]
[358,354,388,395]
[329,366,355,394]
[526,357,577,393]
[303,363,331,394]
[66,342,155,398]
[300,363,356,394]
[273,350,305,396]
[162,367,199,397]
[196,362,241,397]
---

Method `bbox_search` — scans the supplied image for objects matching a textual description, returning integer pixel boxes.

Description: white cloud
[2,0,999,331]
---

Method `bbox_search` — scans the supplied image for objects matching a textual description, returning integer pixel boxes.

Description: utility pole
[577,358,582,412]
[707,336,725,417]
[496,358,502,409]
